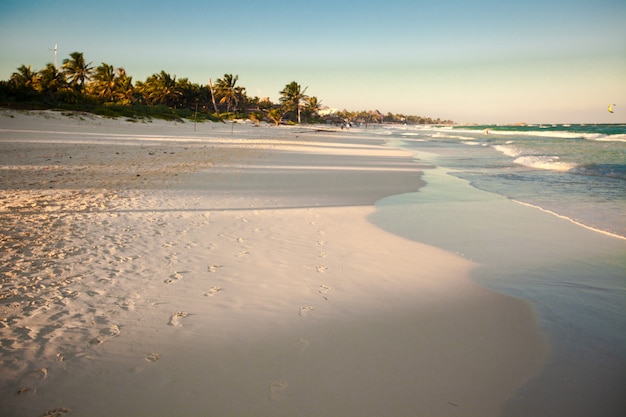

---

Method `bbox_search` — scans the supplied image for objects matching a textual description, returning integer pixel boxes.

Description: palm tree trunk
[208,78,219,113]
[295,98,300,123]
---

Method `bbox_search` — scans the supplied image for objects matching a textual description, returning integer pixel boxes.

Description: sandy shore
[0,110,547,416]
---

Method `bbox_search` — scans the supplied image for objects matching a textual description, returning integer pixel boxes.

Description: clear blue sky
[1,0,625,123]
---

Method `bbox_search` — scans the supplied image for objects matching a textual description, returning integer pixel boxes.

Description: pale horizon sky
[1,0,625,124]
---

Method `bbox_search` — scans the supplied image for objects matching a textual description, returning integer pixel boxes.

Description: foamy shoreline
[0,110,547,416]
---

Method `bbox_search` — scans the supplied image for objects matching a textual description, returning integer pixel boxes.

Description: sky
[1,0,625,124]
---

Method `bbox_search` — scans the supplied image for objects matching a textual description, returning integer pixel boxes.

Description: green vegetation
[0,51,452,125]
[279,81,308,124]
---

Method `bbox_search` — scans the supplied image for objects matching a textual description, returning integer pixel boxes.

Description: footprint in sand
[208,264,223,273]
[116,255,141,262]
[16,368,49,395]
[317,240,326,246]
[200,212,211,225]
[41,407,70,417]
[90,324,121,345]
[299,306,314,317]
[296,337,310,353]
[164,271,183,284]
[204,286,222,297]
[319,284,331,294]
[269,380,288,401]
[168,311,189,327]
[104,324,121,337]
[164,253,179,266]
[316,265,327,273]
[236,250,249,257]
[145,352,160,362]
[308,211,321,225]
[319,251,327,258]
[36,367,48,380]
[119,298,136,311]
[89,335,106,345]
[318,284,331,300]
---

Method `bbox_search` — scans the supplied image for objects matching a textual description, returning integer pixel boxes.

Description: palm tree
[175,78,206,109]
[37,63,66,95]
[113,68,136,104]
[62,52,93,93]
[10,65,39,89]
[303,96,323,122]
[234,85,248,113]
[267,107,287,126]
[91,62,116,101]
[368,110,384,125]
[280,81,308,123]
[214,74,244,113]
[138,70,181,106]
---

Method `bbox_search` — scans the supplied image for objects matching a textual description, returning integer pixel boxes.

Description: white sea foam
[513,156,577,172]
[492,145,577,172]
[431,132,475,140]
[476,129,626,142]
[591,134,626,142]
[513,200,626,241]
[493,144,522,157]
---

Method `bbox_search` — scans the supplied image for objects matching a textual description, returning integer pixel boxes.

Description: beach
[1,110,549,416]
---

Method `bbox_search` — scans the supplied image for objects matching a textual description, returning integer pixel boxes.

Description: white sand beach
[0,110,547,417]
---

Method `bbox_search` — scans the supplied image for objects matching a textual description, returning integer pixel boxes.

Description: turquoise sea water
[368,124,626,416]
[405,124,626,238]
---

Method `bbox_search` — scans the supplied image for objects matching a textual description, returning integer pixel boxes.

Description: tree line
[0,51,452,125]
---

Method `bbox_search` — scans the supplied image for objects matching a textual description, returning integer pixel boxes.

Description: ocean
[368,123,626,416]
[395,123,626,238]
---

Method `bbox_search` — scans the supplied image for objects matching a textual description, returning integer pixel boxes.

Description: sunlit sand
[0,110,547,416]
